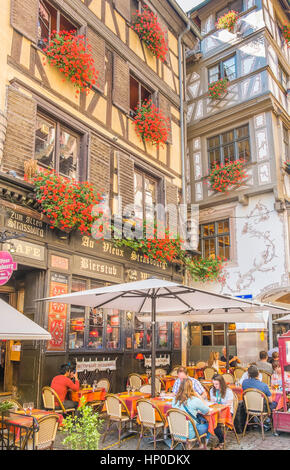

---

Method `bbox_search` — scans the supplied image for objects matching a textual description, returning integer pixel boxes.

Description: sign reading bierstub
[0,251,17,285]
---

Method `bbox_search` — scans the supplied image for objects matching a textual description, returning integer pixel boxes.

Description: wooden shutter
[158,17,170,64]
[2,86,36,177]
[87,27,106,94]
[113,0,131,22]
[159,94,172,144]
[10,0,38,43]
[117,151,134,213]
[165,180,179,234]
[112,54,130,114]
[89,134,111,195]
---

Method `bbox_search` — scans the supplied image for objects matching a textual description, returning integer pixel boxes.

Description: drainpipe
[178,23,190,206]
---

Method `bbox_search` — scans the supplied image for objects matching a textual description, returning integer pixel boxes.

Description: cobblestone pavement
[54,424,290,451]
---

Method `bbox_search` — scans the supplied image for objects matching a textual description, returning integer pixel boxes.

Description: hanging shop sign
[0,251,17,286]
[47,273,69,352]
[144,354,170,368]
[76,358,117,372]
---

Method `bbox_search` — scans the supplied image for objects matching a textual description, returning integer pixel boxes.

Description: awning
[273,314,290,324]
[0,298,51,340]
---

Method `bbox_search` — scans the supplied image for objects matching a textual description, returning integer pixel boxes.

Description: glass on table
[23,403,29,415]
[28,402,34,415]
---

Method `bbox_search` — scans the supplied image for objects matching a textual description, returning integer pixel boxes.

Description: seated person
[271,361,290,389]
[240,363,262,385]
[50,364,80,411]
[208,351,224,373]
[220,347,240,368]
[256,351,273,374]
[172,378,210,449]
[242,365,277,411]
[268,351,279,365]
[210,374,234,449]
[172,366,207,400]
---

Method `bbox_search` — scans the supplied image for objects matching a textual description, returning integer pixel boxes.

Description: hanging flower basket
[208,78,229,100]
[185,256,226,283]
[207,159,248,193]
[216,10,239,33]
[132,6,168,62]
[282,25,290,46]
[25,170,103,235]
[284,161,290,175]
[42,30,99,96]
[134,99,169,147]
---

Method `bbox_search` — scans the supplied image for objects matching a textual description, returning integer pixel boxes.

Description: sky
[176,0,203,13]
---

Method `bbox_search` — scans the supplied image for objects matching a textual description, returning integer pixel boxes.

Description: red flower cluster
[282,25,290,46]
[207,159,248,193]
[141,228,184,263]
[132,6,168,62]
[185,256,226,283]
[42,30,99,96]
[208,78,228,100]
[134,99,169,147]
[26,170,103,235]
[216,10,239,32]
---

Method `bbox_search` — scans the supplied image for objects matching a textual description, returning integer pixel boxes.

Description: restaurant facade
[0,0,200,405]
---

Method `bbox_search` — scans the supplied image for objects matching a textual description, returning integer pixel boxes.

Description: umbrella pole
[151,291,156,398]
[225,323,229,372]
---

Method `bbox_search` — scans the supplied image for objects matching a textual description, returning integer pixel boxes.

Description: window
[134,317,170,350]
[106,310,120,349]
[88,308,104,349]
[283,125,289,160]
[208,55,237,85]
[130,75,153,117]
[199,219,230,259]
[207,124,250,167]
[69,278,87,350]
[38,0,77,49]
[35,113,81,179]
[134,169,158,225]
[202,324,212,346]
[216,0,243,20]
[278,63,288,91]
[213,324,224,346]
[158,323,169,349]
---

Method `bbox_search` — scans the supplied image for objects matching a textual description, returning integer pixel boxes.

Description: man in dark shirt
[242,365,277,411]
[50,364,80,411]
[220,347,240,368]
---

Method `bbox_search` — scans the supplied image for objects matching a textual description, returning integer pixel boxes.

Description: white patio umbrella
[273,314,290,324]
[0,298,51,340]
[39,278,289,396]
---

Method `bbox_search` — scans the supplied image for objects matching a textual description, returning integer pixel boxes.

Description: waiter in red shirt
[50,364,80,411]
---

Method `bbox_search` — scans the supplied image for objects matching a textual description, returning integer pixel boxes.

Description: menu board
[47,273,68,351]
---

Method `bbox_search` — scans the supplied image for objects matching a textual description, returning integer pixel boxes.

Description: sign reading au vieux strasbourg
[0,251,17,285]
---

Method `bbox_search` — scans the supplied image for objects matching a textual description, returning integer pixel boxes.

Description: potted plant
[185,256,226,283]
[0,401,14,417]
[61,396,103,450]
[42,30,99,97]
[25,169,103,235]
[131,6,168,62]
[207,159,248,193]
[134,99,169,147]
[208,78,229,100]
[216,10,239,33]
[282,25,290,47]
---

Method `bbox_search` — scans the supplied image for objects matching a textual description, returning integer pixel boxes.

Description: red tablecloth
[70,387,106,406]
[140,375,176,391]
[228,384,286,409]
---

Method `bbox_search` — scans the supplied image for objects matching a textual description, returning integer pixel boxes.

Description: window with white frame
[207,124,250,168]
[199,219,230,260]
[208,55,237,85]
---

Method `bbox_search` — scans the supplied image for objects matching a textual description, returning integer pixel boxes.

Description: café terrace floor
[53,424,290,451]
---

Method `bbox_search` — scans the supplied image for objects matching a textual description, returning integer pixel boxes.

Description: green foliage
[0,401,14,414]
[61,396,103,450]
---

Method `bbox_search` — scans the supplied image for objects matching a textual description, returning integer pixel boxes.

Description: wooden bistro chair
[102,394,132,448]
[196,361,207,368]
[21,414,59,450]
[96,378,111,393]
[223,392,240,449]
[233,367,246,382]
[42,386,75,417]
[155,368,167,376]
[128,373,143,390]
[259,371,271,387]
[166,408,207,450]
[139,384,152,394]
[5,399,23,410]
[243,388,272,440]
[222,372,235,384]
[203,367,216,380]
[169,367,180,377]
[136,399,166,450]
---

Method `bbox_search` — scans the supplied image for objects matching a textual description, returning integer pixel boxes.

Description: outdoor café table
[102,391,151,419]
[187,367,204,379]
[0,409,62,450]
[140,375,176,392]
[70,387,106,407]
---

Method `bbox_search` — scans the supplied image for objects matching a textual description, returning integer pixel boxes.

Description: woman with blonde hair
[172,378,210,449]
[208,351,222,372]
